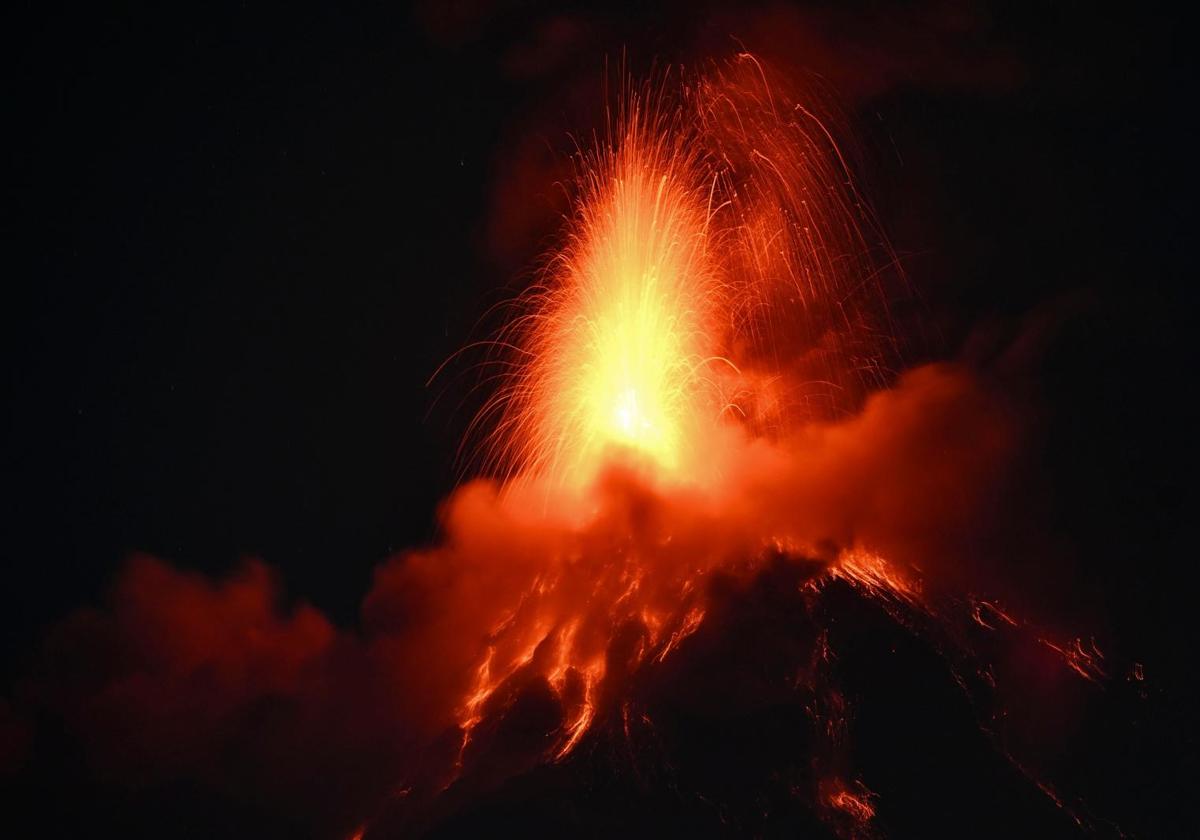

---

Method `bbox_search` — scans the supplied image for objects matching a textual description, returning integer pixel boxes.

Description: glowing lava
[487,99,725,487]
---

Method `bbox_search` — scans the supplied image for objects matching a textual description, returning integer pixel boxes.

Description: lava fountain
[472,56,899,493]
[482,95,727,487]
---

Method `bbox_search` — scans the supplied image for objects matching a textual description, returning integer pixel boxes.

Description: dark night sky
[3,1,1196,834]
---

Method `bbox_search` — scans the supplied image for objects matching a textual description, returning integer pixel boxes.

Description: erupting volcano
[8,11,1184,837]
[369,56,1135,838]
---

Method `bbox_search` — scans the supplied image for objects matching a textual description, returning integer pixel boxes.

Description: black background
[4,1,1195,834]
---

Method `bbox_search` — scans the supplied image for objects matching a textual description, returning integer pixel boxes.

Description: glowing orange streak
[827,786,877,824]
[453,646,496,772]
[1038,637,1107,683]
[554,658,605,760]
[831,548,922,604]
[654,605,705,663]
[971,599,1019,629]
